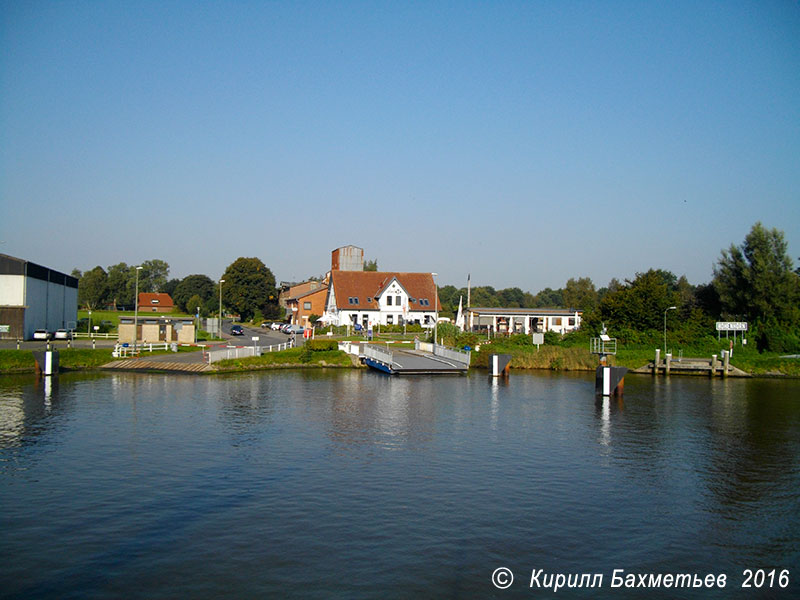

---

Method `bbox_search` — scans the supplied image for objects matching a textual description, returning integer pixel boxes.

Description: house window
[304,302,312,310]
[395,295,401,305]
[348,297,359,305]
[151,300,159,304]
[568,318,575,326]
[420,298,430,306]
[424,315,431,324]
[387,296,393,306]
[553,317,562,326]
[367,297,372,303]
[387,315,394,324]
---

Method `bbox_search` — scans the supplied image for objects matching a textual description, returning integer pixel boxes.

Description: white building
[466,307,582,335]
[0,254,79,340]
[323,270,439,329]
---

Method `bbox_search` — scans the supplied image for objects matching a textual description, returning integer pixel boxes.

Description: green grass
[214,348,355,371]
[0,349,115,374]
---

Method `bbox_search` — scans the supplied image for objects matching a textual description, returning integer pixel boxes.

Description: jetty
[344,340,470,375]
[634,349,749,377]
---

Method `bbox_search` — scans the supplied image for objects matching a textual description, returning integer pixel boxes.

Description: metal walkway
[363,342,470,375]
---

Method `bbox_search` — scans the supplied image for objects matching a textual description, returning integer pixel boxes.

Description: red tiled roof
[138,292,174,307]
[329,271,439,311]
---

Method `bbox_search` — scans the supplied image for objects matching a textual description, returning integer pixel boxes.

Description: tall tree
[713,222,800,325]
[364,258,378,271]
[221,257,278,321]
[78,266,108,310]
[173,274,215,313]
[562,277,598,311]
[597,269,679,330]
[138,259,170,293]
[106,263,135,308]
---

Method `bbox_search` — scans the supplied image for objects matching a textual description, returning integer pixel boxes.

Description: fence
[74,332,117,339]
[206,340,294,364]
[415,340,471,366]
[112,342,172,358]
[363,344,395,366]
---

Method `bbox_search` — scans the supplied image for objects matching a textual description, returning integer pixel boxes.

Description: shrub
[307,339,339,351]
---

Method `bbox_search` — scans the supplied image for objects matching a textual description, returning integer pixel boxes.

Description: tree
[162,278,180,297]
[713,222,800,325]
[221,257,278,321]
[106,263,135,308]
[364,258,378,271]
[597,269,679,330]
[186,294,207,317]
[562,277,597,311]
[78,266,108,309]
[138,259,170,293]
[533,287,564,308]
[173,274,215,313]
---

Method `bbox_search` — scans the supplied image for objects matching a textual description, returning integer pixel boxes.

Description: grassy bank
[214,348,356,372]
[468,335,800,376]
[0,349,115,374]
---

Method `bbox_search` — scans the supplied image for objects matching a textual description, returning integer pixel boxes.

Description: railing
[590,338,617,355]
[414,340,471,366]
[206,340,294,364]
[112,342,172,358]
[363,344,395,367]
[74,332,117,339]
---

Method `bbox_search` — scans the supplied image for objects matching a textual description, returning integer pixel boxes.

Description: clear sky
[2,1,798,291]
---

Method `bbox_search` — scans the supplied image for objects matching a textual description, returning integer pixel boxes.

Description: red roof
[138,292,174,307]
[329,271,439,311]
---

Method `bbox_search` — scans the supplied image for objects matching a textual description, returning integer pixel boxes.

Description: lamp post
[664,306,677,354]
[219,279,225,339]
[134,266,143,351]
[432,272,438,346]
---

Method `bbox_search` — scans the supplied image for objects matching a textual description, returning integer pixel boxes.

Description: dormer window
[348,297,359,305]
[151,299,159,304]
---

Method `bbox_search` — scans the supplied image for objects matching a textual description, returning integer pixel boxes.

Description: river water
[1,370,798,599]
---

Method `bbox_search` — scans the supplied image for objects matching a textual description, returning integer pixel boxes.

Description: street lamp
[219,279,225,338]
[664,306,677,354]
[432,272,438,346]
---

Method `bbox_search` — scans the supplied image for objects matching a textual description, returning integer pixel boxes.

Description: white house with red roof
[322,270,439,329]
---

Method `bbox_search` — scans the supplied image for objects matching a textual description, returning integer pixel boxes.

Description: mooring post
[711,354,718,377]
[722,350,729,378]
[665,353,672,375]
[654,349,661,375]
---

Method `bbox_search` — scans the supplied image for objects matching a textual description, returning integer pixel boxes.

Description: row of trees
[437,223,800,352]
[74,257,282,322]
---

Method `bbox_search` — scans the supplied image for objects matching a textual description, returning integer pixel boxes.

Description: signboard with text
[716,322,748,331]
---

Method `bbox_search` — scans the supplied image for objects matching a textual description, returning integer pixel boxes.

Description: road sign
[716,322,747,331]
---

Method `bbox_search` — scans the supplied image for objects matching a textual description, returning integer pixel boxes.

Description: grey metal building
[0,253,79,340]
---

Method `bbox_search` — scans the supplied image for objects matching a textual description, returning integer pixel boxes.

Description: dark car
[230,324,244,336]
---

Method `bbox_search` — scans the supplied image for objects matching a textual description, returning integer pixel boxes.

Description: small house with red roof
[138,292,174,313]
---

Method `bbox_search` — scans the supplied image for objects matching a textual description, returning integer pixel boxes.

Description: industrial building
[0,253,79,340]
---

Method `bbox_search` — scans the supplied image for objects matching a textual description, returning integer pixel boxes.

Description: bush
[307,339,339,351]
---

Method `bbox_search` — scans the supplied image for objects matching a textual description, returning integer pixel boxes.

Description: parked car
[33,329,51,340]
[230,324,244,336]
[54,329,73,340]
[271,322,283,331]
[260,322,270,328]
[284,325,305,335]
[280,324,292,334]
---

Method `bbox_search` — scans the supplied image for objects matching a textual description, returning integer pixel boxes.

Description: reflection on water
[0,370,798,599]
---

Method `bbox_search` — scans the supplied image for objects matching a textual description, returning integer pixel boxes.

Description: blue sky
[2,1,798,291]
